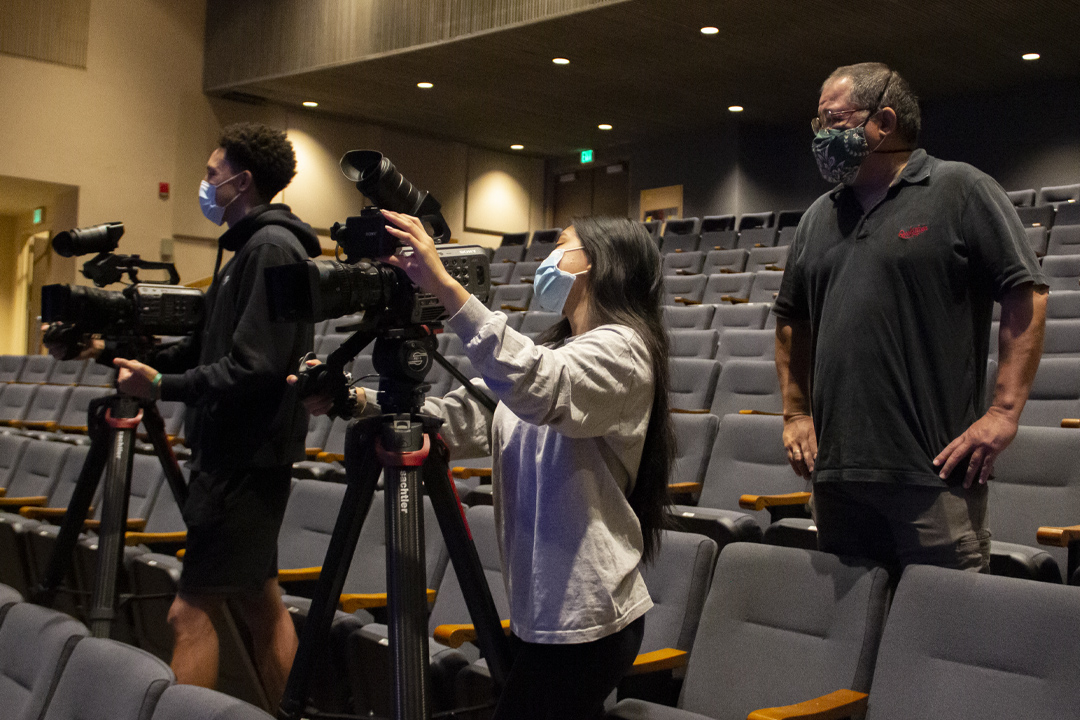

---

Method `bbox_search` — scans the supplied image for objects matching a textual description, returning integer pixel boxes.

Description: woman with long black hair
[298,213,674,719]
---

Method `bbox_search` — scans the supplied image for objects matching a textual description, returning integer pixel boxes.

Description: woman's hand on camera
[287,358,365,417]
[380,210,471,315]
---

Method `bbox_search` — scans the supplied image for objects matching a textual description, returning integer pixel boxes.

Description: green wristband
[151,372,163,401]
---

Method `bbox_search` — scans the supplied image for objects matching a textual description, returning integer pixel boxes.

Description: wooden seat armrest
[22,421,59,431]
[0,488,5,498]
[19,505,72,520]
[1036,525,1080,548]
[316,452,344,463]
[764,264,785,272]
[719,295,749,304]
[339,589,436,614]
[719,268,737,274]
[754,243,766,248]
[739,492,812,512]
[739,409,783,416]
[176,548,185,559]
[748,689,869,720]
[1,496,49,509]
[83,518,147,532]
[668,482,704,494]
[628,648,688,675]
[433,619,511,649]
[278,567,323,583]
[500,304,528,312]
[452,467,493,480]
[670,408,710,414]
[1061,419,1080,429]
[674,297,701,306]
[306,448,323,458]
[125,531,188,547]
[522,278,534,284]
[58,425,89,434]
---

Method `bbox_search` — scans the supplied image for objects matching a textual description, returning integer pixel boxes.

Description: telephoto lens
[52,222,125,257]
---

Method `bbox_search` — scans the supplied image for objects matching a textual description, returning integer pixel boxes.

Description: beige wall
[0,0,545,305]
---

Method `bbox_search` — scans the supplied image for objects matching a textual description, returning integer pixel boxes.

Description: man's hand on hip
[782,414,817,479]
[933,407,1019,488]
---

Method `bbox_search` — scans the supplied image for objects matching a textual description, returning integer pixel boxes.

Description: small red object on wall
[159,182,170,199]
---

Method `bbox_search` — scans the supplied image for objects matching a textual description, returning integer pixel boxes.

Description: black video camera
[41,223,204,361]
[265,151,492,416]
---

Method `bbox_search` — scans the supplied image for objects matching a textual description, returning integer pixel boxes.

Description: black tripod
[279,321,512,720]
[33,389,189,638]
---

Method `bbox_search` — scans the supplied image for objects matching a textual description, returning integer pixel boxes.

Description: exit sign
[580,149,594,164]
[32,207,44,225]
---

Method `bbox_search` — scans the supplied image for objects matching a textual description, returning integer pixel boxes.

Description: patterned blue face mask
[533,246,588,314]
[812,125,872,185]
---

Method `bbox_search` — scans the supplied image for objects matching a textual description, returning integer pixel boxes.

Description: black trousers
[492,615,645,720]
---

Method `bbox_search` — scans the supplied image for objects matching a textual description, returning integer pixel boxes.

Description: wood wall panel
[204,0,622,90]
[0,0,90,69]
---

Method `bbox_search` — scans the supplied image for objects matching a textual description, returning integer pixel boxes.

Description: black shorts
[178,465,292,596]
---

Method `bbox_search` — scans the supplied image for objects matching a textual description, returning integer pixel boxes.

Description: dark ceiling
[215,0,1080,158]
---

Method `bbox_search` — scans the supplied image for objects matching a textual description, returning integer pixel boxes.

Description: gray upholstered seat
[0,602,89,720]
[700,215,737,251]
[44,360,87,386]
[151,683,275,719]
[1047,224,1080,255]
[700,273,753,305]
[709,359,782,417]
[488,283,533,312]
[747,270,784,303]
[0,356,28,384]
[669,413,720,493]
[668,329,719,359]
[710,302,771,331]
[1018,357,1080,426]
[663,275,708,306]
[859,565,1080,719]
[714,329,775,362]
[662,305,715,330]
[16,356,55,385]
[662,251,706,276]
[606,543,891,720]
[518,311,561,339]
[745,245,790,273]
[1041,255,1080,291]
[40,636,174,720]
[702,249,747,275]
[668,358,722,412]
[660,218,702,254]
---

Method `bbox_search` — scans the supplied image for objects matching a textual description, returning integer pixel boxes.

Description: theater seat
[0,602,89,720]
[150,684,275,720]
[700,215,737,251]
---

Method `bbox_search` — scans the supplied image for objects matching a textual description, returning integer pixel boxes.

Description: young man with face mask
[773,63,1047,574]
[104,123,321,704]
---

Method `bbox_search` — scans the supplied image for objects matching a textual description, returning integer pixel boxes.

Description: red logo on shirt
[899,224,928,239]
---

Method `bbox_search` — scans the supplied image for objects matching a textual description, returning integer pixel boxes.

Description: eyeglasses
[811,108,868,132]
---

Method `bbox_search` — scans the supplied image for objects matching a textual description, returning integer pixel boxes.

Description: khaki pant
[811,481,990,574]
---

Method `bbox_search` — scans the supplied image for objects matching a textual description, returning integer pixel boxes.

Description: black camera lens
[341,151,426,216]
[52,222,125,258]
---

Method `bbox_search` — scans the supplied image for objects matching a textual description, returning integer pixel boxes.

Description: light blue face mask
[533,246,588,314]
[198,173,242,226]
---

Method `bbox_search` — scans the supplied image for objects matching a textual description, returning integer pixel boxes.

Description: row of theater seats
[0,584,272,720]
[3,416,1079,715]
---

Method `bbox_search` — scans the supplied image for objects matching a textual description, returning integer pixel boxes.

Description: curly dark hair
[218,122,297,203]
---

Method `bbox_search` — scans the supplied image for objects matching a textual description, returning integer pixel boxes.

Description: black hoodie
[154,204,322,472]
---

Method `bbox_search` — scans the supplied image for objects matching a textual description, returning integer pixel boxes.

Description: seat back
[0,434,32,489]
[276,479,348,571]
[1015,204,1056,228]
[428,504,510,632]
[700,215,737,251]
[989,425,1080,573]
[660,218,702,254]
[679,543,890,718]
[1018,357,1080,426]
[508,260,542,285]
[40,636,174,720]
[2,439,69,500]
[16,356,55,385]
[639,220,662,241]
[1047,225,1080,256]
[0,356,28,384]
[662,304,715,330]
[710,359,783,418]
[698,413,803,521]
[702,248,748,275]
[151,683,274,720]
[1047,290,1080,318]
[668,329,719,359]
[746,245,790,273]
[488,284,533,312]
[661,250,705,275]
[1024,226,1049,256]
[0,602,89,720]
[1037,183,1080,207]
[670,413,720,487]
[22,386,74,427]
[45,360,87,386]
[1042,320,1080,357]
[715,328,776,362]
[56,386,110,431]
[1006,189,1036,207]
[662,275,708,305]
[701,273,753,305]
[865,565,1080,720]
[710,302,772,330]
[668,358,722,412]
[78,361,116,387]
[748,270,785,303]
[1055,202,1080,226]
[0,384,39,425]
[638,531,718,654]
[518,311,561,339]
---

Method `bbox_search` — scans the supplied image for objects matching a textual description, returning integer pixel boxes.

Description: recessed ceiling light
[417,81,434,89]
[510,144,524,150]
[302,101,318,107]
[700,26,719,35]
[598,124,613,130]
[728,105,744,113]
[1022,53,1040,61]
[552,57,570,65]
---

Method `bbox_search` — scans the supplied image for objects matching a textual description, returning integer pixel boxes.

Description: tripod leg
[141,402,189,508]
[279,416,382,720]
[87,397,140,638]
[379,417,433,720]
[32,397,112,606]
[421,431,513,688]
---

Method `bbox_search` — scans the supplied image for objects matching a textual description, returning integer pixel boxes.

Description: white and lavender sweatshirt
[368,296,655,644]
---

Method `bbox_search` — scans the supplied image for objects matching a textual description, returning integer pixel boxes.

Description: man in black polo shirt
[774,63,1047,571]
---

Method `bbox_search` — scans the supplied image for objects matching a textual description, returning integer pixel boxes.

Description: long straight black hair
[537,216,674,563]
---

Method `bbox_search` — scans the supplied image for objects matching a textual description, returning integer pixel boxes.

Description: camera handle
[33,393,189,638]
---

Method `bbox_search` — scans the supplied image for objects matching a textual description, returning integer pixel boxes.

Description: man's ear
[236,169,257,199]
[876,107,899,136]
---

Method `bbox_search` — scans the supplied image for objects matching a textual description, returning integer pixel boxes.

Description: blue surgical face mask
[533,246,588,314]
[199,173,242,225]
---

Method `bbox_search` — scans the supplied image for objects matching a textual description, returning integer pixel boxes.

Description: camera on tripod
[264,150,493,416]
[41,222,205,361]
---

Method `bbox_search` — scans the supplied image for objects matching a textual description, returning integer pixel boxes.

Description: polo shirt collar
[828,147,932,203]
